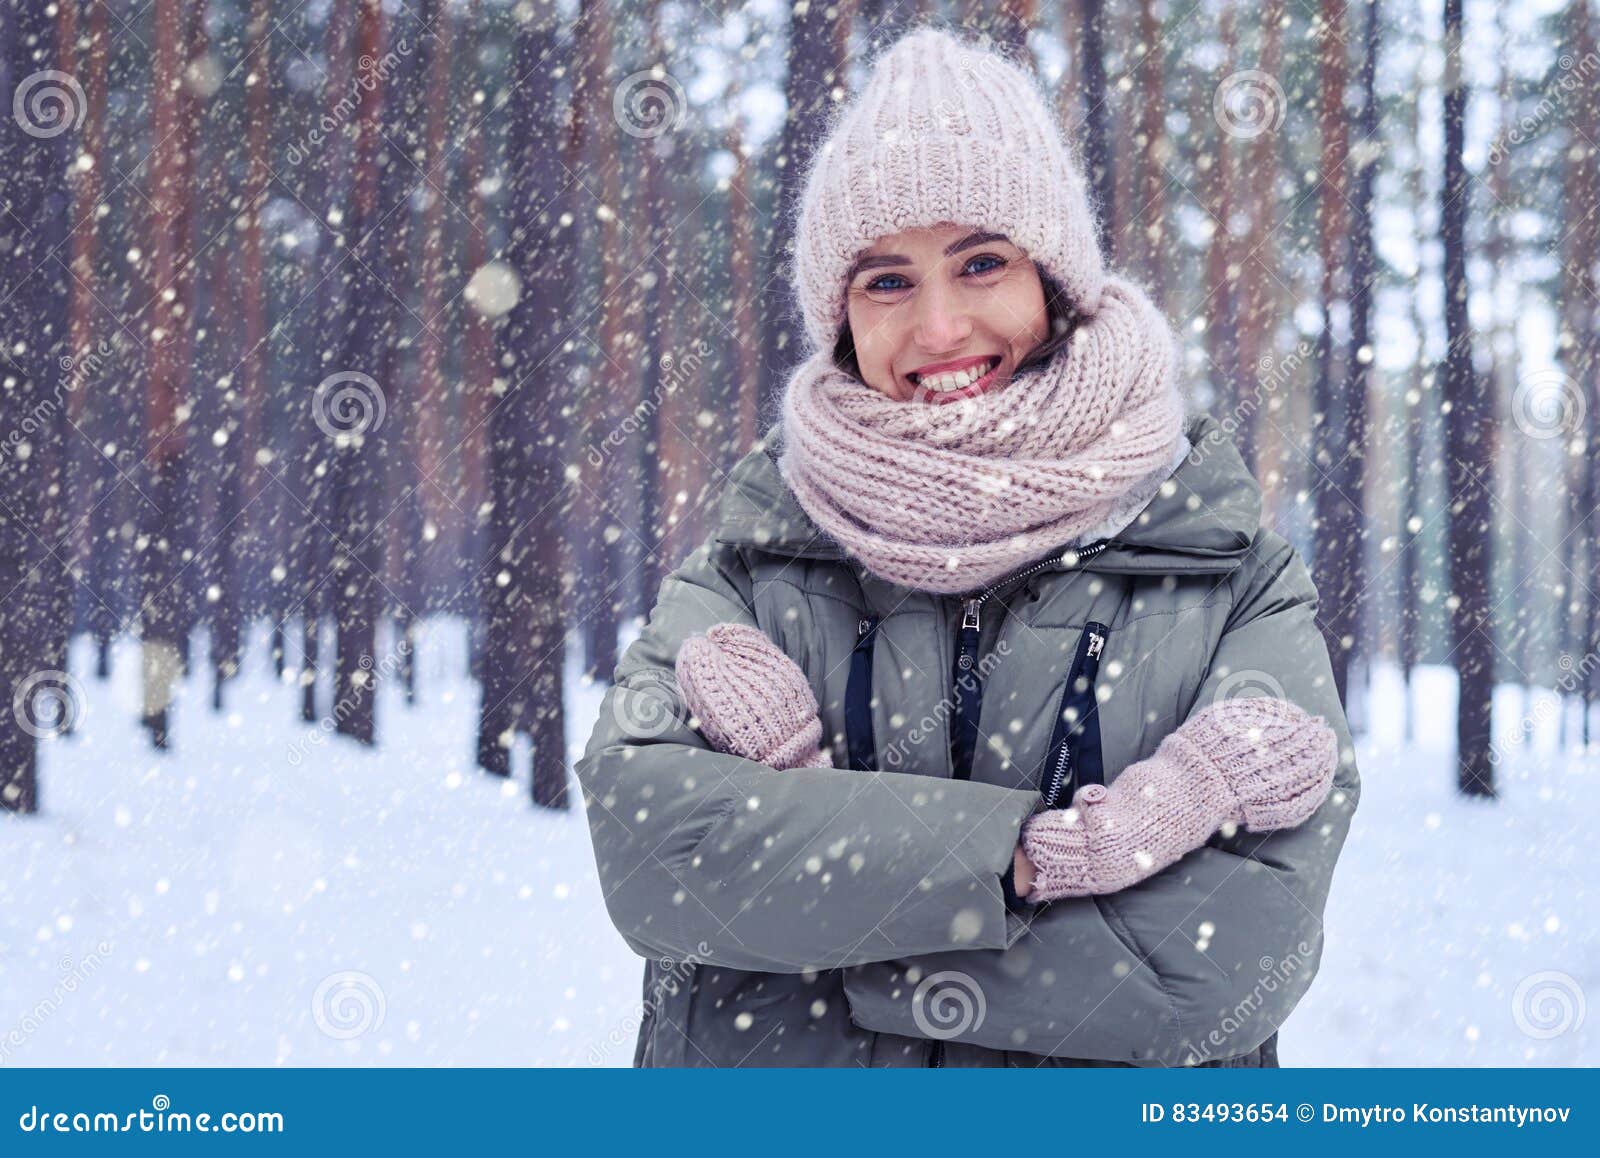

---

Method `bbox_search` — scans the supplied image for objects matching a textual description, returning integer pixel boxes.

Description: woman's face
[843,221,1050,404]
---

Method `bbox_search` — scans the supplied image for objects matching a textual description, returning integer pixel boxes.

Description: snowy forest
[0,0,1595,1065]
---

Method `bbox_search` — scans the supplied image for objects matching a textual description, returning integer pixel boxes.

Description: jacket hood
[714,412,1262,577]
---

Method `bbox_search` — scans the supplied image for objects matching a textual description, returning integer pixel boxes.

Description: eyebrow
[846,230,1011,283]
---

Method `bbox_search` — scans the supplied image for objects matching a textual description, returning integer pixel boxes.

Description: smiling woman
[577,21,1359,1072]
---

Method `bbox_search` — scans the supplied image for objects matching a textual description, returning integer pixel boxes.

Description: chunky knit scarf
[778,274,1188,595]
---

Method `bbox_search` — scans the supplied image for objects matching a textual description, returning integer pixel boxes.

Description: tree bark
[1441,0,1495,796]
[477,1,573,809]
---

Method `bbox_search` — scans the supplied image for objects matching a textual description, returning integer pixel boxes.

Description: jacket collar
[714,413,1261,577]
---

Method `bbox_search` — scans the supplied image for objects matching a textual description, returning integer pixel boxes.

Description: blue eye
[862,255,1006,294]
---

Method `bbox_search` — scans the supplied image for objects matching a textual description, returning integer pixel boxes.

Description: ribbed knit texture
[674,623,833,770]
[778,275,1186,595]
[1019,696,1340,902]
[790,26,1106,351]
[1075,429,1192,547]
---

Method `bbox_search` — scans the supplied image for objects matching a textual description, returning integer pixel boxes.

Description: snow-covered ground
[1,618,1593,1065]
[1,617,640,1066]
[1283,662,1596,1065]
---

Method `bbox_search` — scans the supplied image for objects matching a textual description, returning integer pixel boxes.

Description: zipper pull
[950,598,986,780]
[1087,630,1104,660]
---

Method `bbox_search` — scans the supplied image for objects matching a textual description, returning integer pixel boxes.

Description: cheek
[993,282,1048,344]
[842,306,895,395]
[848,301,883,345]
[847,306,894,369]
[845,302,867,351]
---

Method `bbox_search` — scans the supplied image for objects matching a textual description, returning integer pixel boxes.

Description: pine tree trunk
[756,0,850,419]
[570,0,631,685]
[460,0,493,655]
[1312,0,1359,710]
[330,0,388,747]
[140,0,205,751]
[1233,0,1285,474]
[0,2,73,810]
[1441,0,1495,796]
[477,2,573,810]
[1077,0,1114,261]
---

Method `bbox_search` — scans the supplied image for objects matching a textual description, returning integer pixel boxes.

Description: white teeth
[916,358,997,392]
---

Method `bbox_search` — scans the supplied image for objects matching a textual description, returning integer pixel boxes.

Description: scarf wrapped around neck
[776,273,1189,595]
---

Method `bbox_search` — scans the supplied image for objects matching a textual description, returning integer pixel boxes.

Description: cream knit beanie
[789,25,1107,355]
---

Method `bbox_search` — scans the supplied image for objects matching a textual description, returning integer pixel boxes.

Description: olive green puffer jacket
[576,412,1360,1067]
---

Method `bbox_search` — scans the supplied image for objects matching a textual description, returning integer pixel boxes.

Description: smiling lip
[908,354,996,382]
[908,355,1005,404]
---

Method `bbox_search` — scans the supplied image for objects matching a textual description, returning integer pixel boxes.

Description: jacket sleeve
[575,531,1041,975]
[841,529,1361,1063]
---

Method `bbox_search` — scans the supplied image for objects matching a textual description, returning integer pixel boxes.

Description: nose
[912,274,972,352]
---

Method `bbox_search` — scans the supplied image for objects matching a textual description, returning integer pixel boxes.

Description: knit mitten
[674,622,834,770]
[1019,695,1338,902]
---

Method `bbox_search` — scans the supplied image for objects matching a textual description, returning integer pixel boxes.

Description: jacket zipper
[948,539,1113,783]
[1039,621,1110,808]
[930,538,1113,1068]
[845,615,881,771]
